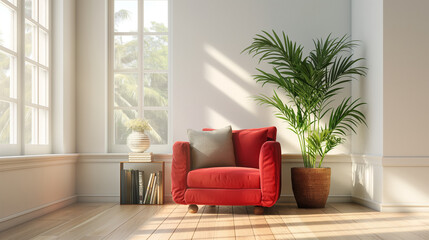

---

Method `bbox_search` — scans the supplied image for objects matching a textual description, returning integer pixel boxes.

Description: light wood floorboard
[233,205,256,240]
[192,205,218,239]
[1,202,429,239]
[169,205,205,240]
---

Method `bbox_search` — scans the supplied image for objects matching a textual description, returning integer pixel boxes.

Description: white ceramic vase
[127,130,150,152]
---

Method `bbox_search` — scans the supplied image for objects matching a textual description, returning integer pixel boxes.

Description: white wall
[352,0,429,211]
[351,0,383,156]
[383,0,429,156]
[172,0,352,154]
[381,0,429,211]
[0,0,78,231]
[350,0,384,209]
[75,0,354,203]
[75,0,352,155]
[0,155,77,231]
[76,0,108,153]
[76,154,352,204]
[52,0,77,153]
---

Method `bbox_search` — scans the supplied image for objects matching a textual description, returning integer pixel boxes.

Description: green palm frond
[244,31,367,168]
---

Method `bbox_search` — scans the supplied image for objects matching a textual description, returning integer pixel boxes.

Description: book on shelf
[139,171,144,204]
[120,169,145,204]
[126,170,132,204]
[120,166,162,205]
[120,169,125,204]
[143,173,154,204]
[150,173,158,204]
[133,170,140,204]
[128,152,153,162]
[157,171,163,204]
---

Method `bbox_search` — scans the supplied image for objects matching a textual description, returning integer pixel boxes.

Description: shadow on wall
[175,40,301,153]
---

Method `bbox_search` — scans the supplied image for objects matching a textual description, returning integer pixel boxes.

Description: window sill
[0,154,79,172]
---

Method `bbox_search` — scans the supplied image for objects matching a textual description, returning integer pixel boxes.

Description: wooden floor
[1,202,429,239]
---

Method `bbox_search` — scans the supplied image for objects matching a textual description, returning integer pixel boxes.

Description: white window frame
[108,0,172,153]
[0,0,19,155]
[0,0,51,156]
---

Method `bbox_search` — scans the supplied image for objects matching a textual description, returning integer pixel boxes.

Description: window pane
[39,0,48,28]
[39,29,48,66]
[0,2,15,50]
[25,62,37,104]
[39,109,48,144]
[25,0,37,20]
[114,0,137,32]
[114,73,138,107]
[144,35,168,70]
[114,35,137,69]
[39,68,48,106]
[144,0,168,33]
[25,106,37,144]
[114,109,137,144]
[0,101,14,144]
[25,22,37,60]
[0,51,16,98]
[144,73,167,107]
[144,110,167,144]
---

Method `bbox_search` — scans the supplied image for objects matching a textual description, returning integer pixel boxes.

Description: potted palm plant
[243,31,367,208]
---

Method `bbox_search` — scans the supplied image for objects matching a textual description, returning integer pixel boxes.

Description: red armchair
[171,127,281,214]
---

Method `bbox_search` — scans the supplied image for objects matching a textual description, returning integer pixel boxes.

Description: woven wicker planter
[291,167,331,208]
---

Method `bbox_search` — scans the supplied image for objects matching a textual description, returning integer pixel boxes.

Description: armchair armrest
[259,141,282,207]
[171,141,191,204]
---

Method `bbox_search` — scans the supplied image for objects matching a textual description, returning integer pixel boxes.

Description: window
[0,0,18,149]
[0,0,50,155]
[109,0,170,152]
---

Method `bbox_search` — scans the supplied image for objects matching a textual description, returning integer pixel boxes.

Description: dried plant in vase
[126,119,152,153]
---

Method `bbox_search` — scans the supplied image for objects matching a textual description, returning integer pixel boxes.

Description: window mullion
[113,32,138,35]
[0,45,17,56]
[138,0,144,119]
[36,0,40,144]
[143,32,168,36]
[18,0,25,153]
[0,0,17,10]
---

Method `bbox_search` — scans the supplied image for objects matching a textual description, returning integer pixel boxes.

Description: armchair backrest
[202,126,277,168]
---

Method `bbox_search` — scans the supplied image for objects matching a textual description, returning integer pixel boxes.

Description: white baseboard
[278,195,351,203]
[0,195,77,232]
[77,195,119,203]
[77,194,174,203]
[351,196,381,211]
[380,203,429,212]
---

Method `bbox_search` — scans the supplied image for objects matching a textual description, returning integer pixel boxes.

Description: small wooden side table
[120,161,165,205]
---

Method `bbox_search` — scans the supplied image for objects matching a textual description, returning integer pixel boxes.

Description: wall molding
[78,153,350,164]
[382,156,429,167]
[351,154,429,167]
[279,194,351,203]
[77,193,350,205]
[351,154,383,166]
[0,154,78,172]
[380,203,429,212]
[0,195,77,232]
[77,194,174,203]
[78,152,427,167]
[282,154,351,163]
[78,153,172,163]
[351,196,382,211]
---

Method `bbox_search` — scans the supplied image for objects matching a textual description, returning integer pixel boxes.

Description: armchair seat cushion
[187,167,260,189]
